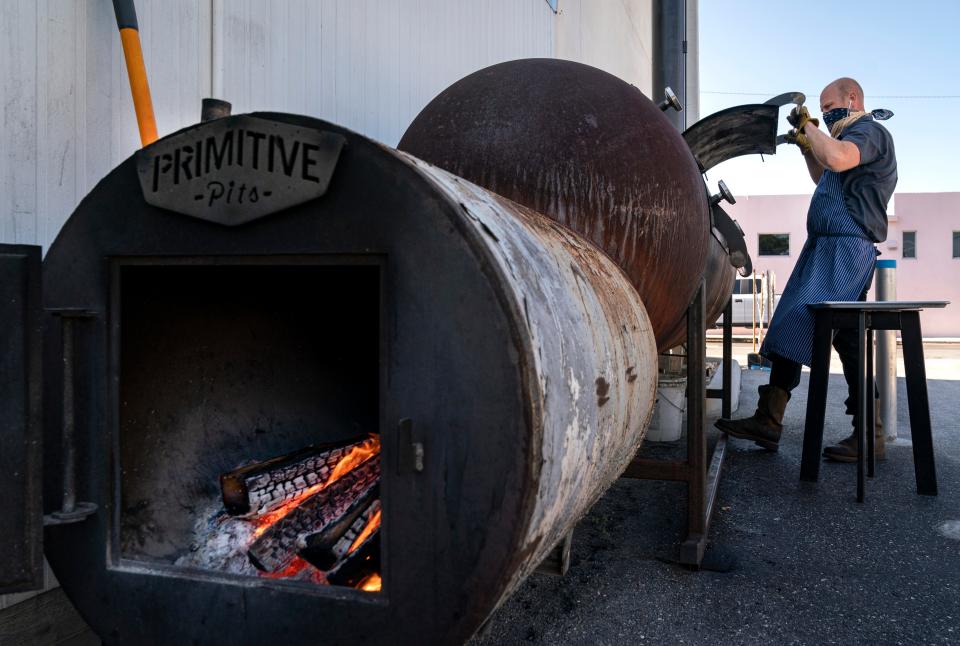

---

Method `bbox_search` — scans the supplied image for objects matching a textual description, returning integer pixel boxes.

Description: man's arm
[802,147,824,184]
[802,121,861,172]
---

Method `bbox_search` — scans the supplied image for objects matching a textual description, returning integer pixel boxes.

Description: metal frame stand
[622,282,731,567]
[534,530,574,577]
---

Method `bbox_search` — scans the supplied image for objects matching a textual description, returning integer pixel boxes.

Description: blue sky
[699,0,960,197]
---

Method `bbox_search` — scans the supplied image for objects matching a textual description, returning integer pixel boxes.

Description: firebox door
[0,244,43,594]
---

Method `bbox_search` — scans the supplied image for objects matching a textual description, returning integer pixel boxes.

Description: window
[953,231,960,258]
[903,231,916,258]
[758,233,790,256]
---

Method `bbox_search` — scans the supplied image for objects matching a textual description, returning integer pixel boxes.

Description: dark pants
[768,273,875,422]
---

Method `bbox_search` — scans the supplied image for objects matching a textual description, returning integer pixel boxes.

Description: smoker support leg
[680,283,707,564]
[722,298,733,419]
[535,530,574,576]
[623,283,728,569]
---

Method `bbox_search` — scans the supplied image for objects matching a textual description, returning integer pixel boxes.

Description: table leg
[857,312,866,503]
[900,311,938,496]
[867,326,875,478]
[801,311,834,482]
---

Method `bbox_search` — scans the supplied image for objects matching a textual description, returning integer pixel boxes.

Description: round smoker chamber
[399,58,713,350]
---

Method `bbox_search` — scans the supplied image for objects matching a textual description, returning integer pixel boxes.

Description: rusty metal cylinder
[399,58,712,351]
[39,113,658,645]
[704,237,738,328]
[660,236,737,344]
[408,158,660,612]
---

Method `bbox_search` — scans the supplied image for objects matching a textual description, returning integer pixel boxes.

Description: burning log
[326,534,381,589]
[257,556,327,585]
[299,497,381,571]
[219,436,377,516]
[247,457,380,573]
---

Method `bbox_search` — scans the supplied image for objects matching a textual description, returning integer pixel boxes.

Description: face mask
[822,107,848,129]
[822,100,852,130]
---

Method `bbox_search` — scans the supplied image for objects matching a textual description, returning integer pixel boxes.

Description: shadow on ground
[472,370,960,645]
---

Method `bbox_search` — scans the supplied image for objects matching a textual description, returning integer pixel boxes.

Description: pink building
[725,192,960,337]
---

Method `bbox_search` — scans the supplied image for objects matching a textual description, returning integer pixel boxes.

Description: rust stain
[595,376,610,408]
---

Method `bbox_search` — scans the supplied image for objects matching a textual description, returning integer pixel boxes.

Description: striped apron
[760,169,878,367]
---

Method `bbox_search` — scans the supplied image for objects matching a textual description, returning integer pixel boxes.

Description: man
[716,77,897,461]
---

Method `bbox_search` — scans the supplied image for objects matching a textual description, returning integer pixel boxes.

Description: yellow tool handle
[113,1,157,147]
[119,27,158,147]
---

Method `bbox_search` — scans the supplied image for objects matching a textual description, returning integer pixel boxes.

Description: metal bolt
[658,87,683,112]
[710,180,736,206]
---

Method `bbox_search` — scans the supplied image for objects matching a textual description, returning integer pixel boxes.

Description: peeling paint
[405,155,658,604]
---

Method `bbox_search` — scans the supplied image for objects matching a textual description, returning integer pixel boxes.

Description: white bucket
[647,376,687,442]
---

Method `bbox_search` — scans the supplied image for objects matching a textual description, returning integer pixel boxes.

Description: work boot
[823,400,886,462]
[714,384,790,451]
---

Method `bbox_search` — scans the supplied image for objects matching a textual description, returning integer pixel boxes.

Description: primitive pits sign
[136,116,345,226]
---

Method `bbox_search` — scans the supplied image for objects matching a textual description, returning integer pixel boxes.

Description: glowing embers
[216,435,382,591]
[358,573,382,592]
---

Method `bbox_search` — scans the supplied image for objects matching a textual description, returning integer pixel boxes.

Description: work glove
[787,105,819,131]
[783,128,812,154]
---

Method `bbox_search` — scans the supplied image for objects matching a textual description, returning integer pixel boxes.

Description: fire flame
[259,556,313,579]
[252,436,380,539]
[357,573,381,592]
[242,435,382,589]
[348,508,382,554]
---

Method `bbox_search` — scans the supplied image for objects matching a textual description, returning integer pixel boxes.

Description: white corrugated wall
[0,0,563,252]
[0,0,211,251]
[216,0,556,146]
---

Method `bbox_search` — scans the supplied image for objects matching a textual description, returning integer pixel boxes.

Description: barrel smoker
[0,59,790,645]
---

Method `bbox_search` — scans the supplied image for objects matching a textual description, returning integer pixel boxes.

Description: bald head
[820,77,865,112]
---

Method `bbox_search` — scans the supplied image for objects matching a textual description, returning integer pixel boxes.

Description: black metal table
[800,300,949,502]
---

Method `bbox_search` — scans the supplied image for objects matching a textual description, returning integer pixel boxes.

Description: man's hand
[784,128,812,155]
[787,105,820,131]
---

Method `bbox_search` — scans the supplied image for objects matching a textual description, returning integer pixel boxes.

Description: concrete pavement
[473,355,960,645]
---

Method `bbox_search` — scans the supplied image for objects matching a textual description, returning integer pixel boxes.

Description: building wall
[555,0,654,95]
[0,0,211,251]
[888,193,960,337]
[724,194,811,296]
[726,192,960,337]
[1,0,656,255]
[216,0,556,148]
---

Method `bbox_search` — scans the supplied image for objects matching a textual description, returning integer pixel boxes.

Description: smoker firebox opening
[115,259,382,591]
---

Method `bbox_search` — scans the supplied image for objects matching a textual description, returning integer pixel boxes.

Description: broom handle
[113,0,158,147]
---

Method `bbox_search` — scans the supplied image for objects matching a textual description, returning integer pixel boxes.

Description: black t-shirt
[838,117,897,242]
